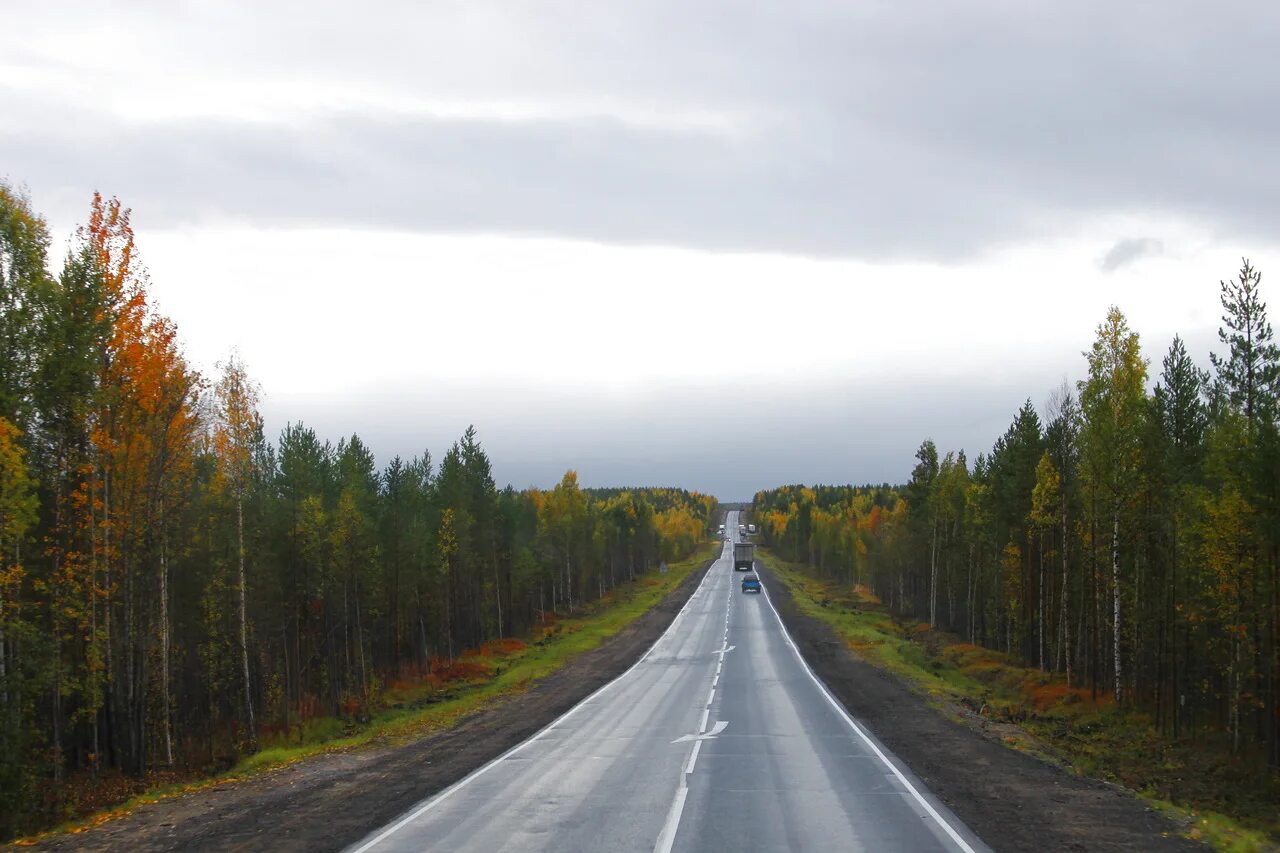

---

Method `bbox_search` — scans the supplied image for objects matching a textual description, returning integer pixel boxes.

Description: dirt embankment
[21,558,714,853]
[756,563,1206,853]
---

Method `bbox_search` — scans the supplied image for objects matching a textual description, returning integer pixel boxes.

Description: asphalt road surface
[347,512,989,853]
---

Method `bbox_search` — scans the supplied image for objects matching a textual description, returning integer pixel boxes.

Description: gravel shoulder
[756,562,1206,853]
[20,558,714,853]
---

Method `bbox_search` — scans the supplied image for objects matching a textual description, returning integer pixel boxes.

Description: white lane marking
[672,720,728,743]
[711,675,719,688]
[712,643,736,659]
[654,786,688,853]
[759,580,979,853]
[656,511,740,853]
[706,687,715,707]
[348,554,723,853]
[684,739,703,774]
[698,708,709,733]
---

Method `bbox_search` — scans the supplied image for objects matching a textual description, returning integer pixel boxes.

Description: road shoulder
[756,562,1206,853]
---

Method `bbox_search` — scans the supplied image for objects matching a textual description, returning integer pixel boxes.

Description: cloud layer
[5,1,1279,258]
[3,1,1276,496]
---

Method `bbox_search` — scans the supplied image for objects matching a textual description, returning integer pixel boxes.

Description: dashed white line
[350,550,721,853]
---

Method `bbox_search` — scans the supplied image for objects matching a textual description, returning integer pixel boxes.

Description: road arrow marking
[672,720,728,743]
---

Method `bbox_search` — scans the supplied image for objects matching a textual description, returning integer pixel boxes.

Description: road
[347,511,988,853]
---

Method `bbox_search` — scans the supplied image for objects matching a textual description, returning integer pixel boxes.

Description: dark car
[741,574,761,593]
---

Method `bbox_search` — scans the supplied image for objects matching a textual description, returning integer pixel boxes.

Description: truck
[747,523,757,535]
[733,542,754,572]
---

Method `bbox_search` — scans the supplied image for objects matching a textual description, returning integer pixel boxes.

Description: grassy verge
[19,543,717,845]
[759,549,1280,853]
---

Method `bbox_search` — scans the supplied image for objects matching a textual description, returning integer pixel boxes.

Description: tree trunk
[1061,500,1072,686]
[160,525,174,768]
[565,549,573,613]
[236,498,257,750]
[1039,529,1046,670]
[929,513,939,626]
[494,563,503,639]
[1113,509,1123,705]
[355,573,367,698]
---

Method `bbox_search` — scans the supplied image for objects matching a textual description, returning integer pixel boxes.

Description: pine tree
[1210,259,1279,428]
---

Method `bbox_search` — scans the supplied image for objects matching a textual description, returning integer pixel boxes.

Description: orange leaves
[81,192,201,550]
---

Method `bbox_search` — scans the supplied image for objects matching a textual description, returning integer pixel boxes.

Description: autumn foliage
[0,185,717,837]
[756,268,1280,780]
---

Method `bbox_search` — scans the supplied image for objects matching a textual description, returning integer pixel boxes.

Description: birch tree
[1078,307,1147,703]
[213,354,262,750]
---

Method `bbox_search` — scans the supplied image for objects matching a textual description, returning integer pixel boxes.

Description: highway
[347,511,988,853]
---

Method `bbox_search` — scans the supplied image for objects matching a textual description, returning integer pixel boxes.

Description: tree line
[0,185,716,834]
[755,260,1279,768]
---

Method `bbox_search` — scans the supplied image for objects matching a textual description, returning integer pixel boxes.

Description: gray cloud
[4,0,1280,259]
[1100,238,1163,272]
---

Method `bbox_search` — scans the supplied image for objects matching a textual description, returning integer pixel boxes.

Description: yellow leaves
[437,507,459,565]
[1199,485,1256,615]
[1029,451,1061,528]
[0,415,38,547]
[652,506,701,547]
[212,354,261,499]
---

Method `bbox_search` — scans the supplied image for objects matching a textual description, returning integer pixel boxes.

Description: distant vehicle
[747,523,757,534]
[718,523,725,532]
[738,523,746,534]
[741,574,761,593]
[733,542,754,571]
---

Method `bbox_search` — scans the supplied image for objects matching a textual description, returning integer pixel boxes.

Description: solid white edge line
[653,786,689,853]
[759,580,979,853]
[698,708,709,733]
[346,551,724,853]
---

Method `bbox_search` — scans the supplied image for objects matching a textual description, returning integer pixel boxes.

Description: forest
[755,261,1280,771]
[0,184,716,835]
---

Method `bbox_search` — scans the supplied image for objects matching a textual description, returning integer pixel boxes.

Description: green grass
[20,543,717,844]
[759,549,1280,853]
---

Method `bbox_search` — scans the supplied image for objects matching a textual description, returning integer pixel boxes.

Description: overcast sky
[4,1,1278,499]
